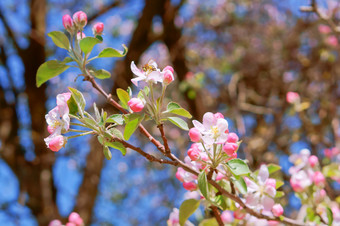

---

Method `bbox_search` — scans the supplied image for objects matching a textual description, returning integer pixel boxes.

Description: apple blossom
[313,171,325,187]
[167,208,193,226]
[128,98,145,112]
[62,15,73,32]
[47,135,66,152]
[68,212,83,226]
[93,22,104,35]
[49,220,62,226]
[319,25,331,34]
[130,60,163,86]
[73,11,87,28]
[187,146,200,161]
[221,211,233,224]
[183,181,197,191]
[286,91,300,104]
[227,132,239,143]
[308,155,319,167]
[290,170,312,192]
[223,142,238,155]
[188,128,201,142]
[77,32,86,40]
[162,66,174,85]
[272,204,283,217]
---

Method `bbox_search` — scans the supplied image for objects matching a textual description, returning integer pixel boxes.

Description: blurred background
[1,0,340,225]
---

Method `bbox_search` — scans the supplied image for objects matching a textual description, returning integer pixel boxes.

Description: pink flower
[48,135,66,152]
[175,166,197,183]
[49,220,62,226]
[162,66,174,85]
[272,204,284,217]
[313,171,325,187]
[93,22,104,35]
[226,152,237,162]
[326,35,338,47]
[130,60,163,86]
[221,211,233,223]
[227,132,239,143]
[290,170,312,192]
[77,32,86,40]
[187,147,200,161]
[69,212,83,226]
[128,98,144,112]
[308,155,319,167]
[66,223,76,226]
[223,143,238,155]
[62,15,73,31]
[183,181,197,191]
[266,178,276,189]
[234,209,246,220]
[73,11,87,28]
[319,25,331,34]
[286,92,300,104]
[188,128,201,142]
[214,112,224,119]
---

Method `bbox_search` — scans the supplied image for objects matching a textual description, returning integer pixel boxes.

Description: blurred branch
[87,1,122,23]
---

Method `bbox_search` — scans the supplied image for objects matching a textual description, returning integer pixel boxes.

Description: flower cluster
[44,93,71,152]
[49,212,84,226]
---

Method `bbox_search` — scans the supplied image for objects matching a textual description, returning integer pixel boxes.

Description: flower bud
[77,32,86,40]
[66,223,76,226]
[62,15,73,32]
[128,98,144,112]
[73,11,87,28]
[221,211,233,224]
[227,132,239,143]
[49,220,62,226]
[93,22,104,35]
[313,171,325,187]
[187,147,200,161]
[188,128,201,142]
[272,204,284,217]
[48,135,66,152]
[183,181,197,191]
[223,142,238,155]
[308,155,319,167]
[163,70,174,84]
[175,167,185,182]
[214,112,224,119]
[233,209,246,220]
[286,92,300,104]
[69,212,83,226]
[163,66,174,73]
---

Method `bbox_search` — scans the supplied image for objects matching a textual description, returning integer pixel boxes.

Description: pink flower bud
[233,209,246,220]
[175,167,185,182]
[313,171,325,187]
[66,223,76,226]
[286,92,300,104]
[49,220,62,226]
[163,66,174,73]
[221,211,233,224]
[308,155,319,167]
[73,11,87,28]
[163,70,174,84]
[326,36,338,47]
[324,148,332,158]
[187,147,200,161]
[223,143,238,155]
[62,15,73,31]
[47,125,55,134]
[226,152,237,162]
[272,204,284,217]
[266,178,277,189]
[128,98,144,112]
[93,22,104,35]
[319,25,331,34]
[214,112,224,119]
[183,181,197,191]
[48,135,66,152]
[77,32,86,40]
[227,132,239,143]
[268,221,280,226]
[188,128,201,142]
[69,212,83,225]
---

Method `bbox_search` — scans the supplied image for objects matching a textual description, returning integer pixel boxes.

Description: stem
[210,206,224,226]
[67,129,91,133]
[70,122,88,127]
[67,131,95,139]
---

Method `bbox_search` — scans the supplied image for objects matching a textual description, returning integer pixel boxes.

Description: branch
[210,206,223,226]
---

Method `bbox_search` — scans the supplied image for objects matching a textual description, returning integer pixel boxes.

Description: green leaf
[79,37,102,55]
[232,177,247,195]
[199,218,218,226]
[67,96,78,115]
[107,114,124,125]
[226,159,250,176]
[98,45,128,58]
[167,102,181,111]
[179,199,200,226]
[47,31,70,50]
[62,56,74,63]
[109,128,124,140]
[198,170,209,200]
[276,180,284,189]
[275,191,284,198]
[36,60,70,87]
[267,164,282,174]
[91,69,111,79]
[214,195,227,210]
[326,207,333,226]
[165,102,192,118]
[167,117,189,130]
[103,146,112,160]
[93,103,100,122]
[124,114,143,140]
[117,88,130,109]
[106,141,126,156]
[68,87,86,117]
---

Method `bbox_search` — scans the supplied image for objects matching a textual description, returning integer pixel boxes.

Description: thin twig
[210,206,224,226]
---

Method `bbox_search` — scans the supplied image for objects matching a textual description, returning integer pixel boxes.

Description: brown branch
[210,206,224,226]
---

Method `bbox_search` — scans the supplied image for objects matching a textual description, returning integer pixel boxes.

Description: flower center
[52,120,61,128]
[212,126,219,138]
[142,63,156,75]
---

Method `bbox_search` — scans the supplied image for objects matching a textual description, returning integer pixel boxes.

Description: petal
[244,177,259,192]
[246,193,260,207]
[131,77,145,87]
[148,59,158,69]
[216,133,228,144]
[262,196,275,211]
[130,61,144,77]
[216,118,228,133]
[192,120,205,132]
[264,186,276,198]
[203,112,216,129]
[258,165,269,185]
[147,71,163,83]
[202,135,214,145]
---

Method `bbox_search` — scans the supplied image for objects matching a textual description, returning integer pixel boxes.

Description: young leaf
[36,60,70,87]
[267,164,281,175]
[107,114,124,125]
[68,87,86,117]
[232,177,247,195]
[275,191,284,198]
[124,114,143,140]
[103,146,112,160]
[98,45,128,58]
[93,103,100,122]
[67,95,78,115]
[167,117,189,130]
[198,170,209,200]
[214,195,227,210]
[167,102,181,111]
[276,180,284,189]
[79,37,102,55]
[326,207,333,226]
[91,69,111,79]
[179,199,200,226]
[198,218,218,226]
[62,56,74,63]
[117,88,130,109]
[226,159,250,176]
[109,128,124,140]
[106,141,126,156]
[47,31,70,50]
[165,102,192,118]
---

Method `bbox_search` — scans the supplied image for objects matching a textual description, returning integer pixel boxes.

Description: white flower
[130,60,163,86]
[192,112,228,145]
[289,149,311,174]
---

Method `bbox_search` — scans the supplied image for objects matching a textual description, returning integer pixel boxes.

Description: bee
[142,59,157,73]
